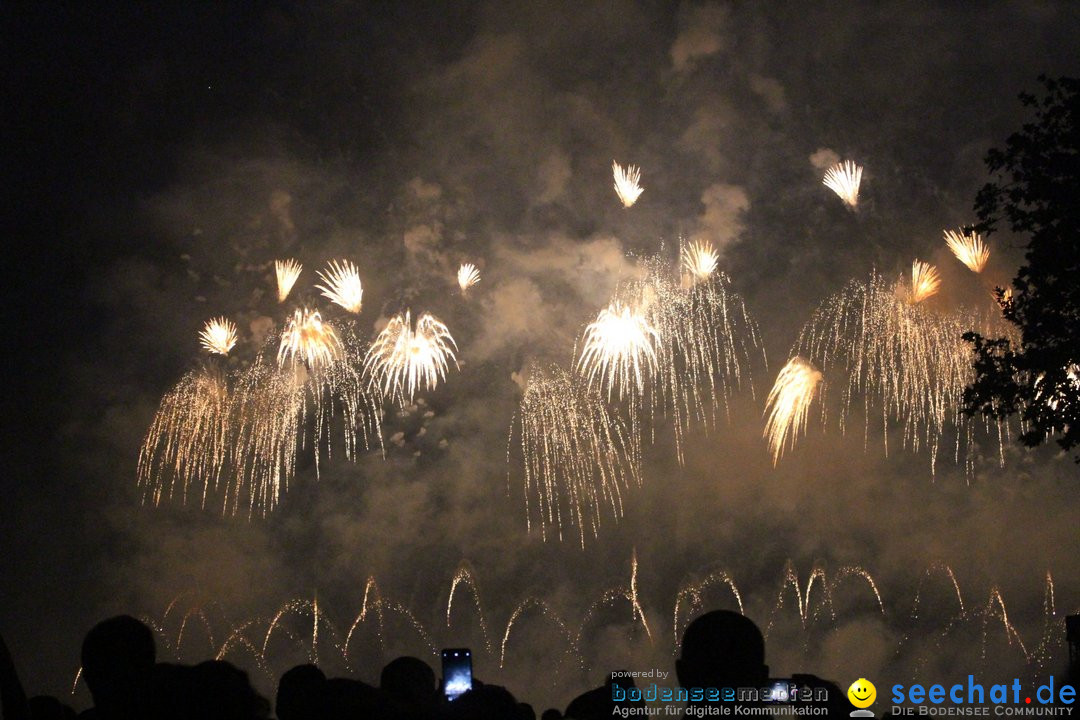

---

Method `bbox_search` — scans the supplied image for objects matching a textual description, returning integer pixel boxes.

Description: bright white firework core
[822,160,863,209]
[458,263,480,293]
[316,259,364,313]
[612,160,644,208]
[199,317,238,355]
[364,310,458,403]
[277,308,342,370]
[275,259,302,303]
[681,240,719,282]
[577,301,660,400]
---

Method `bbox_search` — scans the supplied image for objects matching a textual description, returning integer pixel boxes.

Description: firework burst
[908,260,941,304]
[602,254,765,462]
[822,160,863,209]
[365,310,458,404]
[612,160,644,208]
[943,229,989,273]
[512,364,641,547]
[275,259,302,303]
[316,260,364,313]
[577,301,660,401]
[681,240,719,283]
[199,317,238,356]
[793,271,1014,475]
[140,332,383,516]
[763,357,823,465]
[457,263,480,293]
[278,308,342,370]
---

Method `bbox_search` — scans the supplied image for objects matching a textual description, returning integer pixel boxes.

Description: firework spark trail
[908,260,941,304]
[577,300,660,401]
[138,368,233,509]
[943,229,990,273]
[763,357,822,465]
[513,364,641,547]
[823,160,862,209]
[457,263,480,293]
[111,560,1064,697]
[499,597,577,669]
[619,255,765,463]
[278,308,342,370]
[199,317,238,355]
[275,259,302,303]
[316,260,364,313]
[792,271,1015,476]
[447,564,493,655]
[141,331,382,516]
[680,240,719,283]
[673,570,744,652]
[364,310,458,405]
[612,160,644,208]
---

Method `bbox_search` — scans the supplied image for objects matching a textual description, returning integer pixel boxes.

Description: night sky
[4,1,1080,712]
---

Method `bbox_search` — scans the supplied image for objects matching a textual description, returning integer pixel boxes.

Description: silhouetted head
[80,616,155,712]
[380,655,437,706]
[190,660,269,719]
[276,664,326,720]
[541,709,563,720]
[446,684,520,720]
[676,610,768,690]
[323,677,387,717]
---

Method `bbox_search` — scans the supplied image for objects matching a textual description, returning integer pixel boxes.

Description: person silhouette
[78,616,155,720]
[276,664,326,720]
[676,610,770,716]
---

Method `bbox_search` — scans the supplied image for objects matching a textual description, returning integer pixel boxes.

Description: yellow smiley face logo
[847,678,876,708]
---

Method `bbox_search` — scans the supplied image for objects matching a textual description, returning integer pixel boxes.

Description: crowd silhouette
[0,610,855,719]
[4,609,1075,719]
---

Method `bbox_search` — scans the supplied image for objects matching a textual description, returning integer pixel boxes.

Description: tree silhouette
[963,76,1080,459]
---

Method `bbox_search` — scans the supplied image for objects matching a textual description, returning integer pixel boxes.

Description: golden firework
[577,300,660,401]
[275,259,302,303]
[908,260,941,304]
[364,310,458,404]
[943,229,989,273]
[513,364,641,547]
[681,240,719,282]
[763,357,823,465]
[457,263,480,293]
[277,308,342,370]
[199,317,238,356]
[316,260,364,313]
[823,160,863,209]
[612,160,644,208]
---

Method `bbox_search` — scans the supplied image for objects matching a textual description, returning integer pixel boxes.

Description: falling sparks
[822,160,863,209]
[793,271,1015,476]
[943,229,989,273]
[140,334,382,516]
[199,317,238,356]
[577,300,660,401]
[277,308,342,370]
[612,160,644,208]
[457,262,480,293]
[908,260,941,304]
[681,240,719,282]
[763,357,822,465]
[605,254,764,462]
[275,259,302,303]
[316,259,364,313]
[364,310,458,404]
[512,364,641,547]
